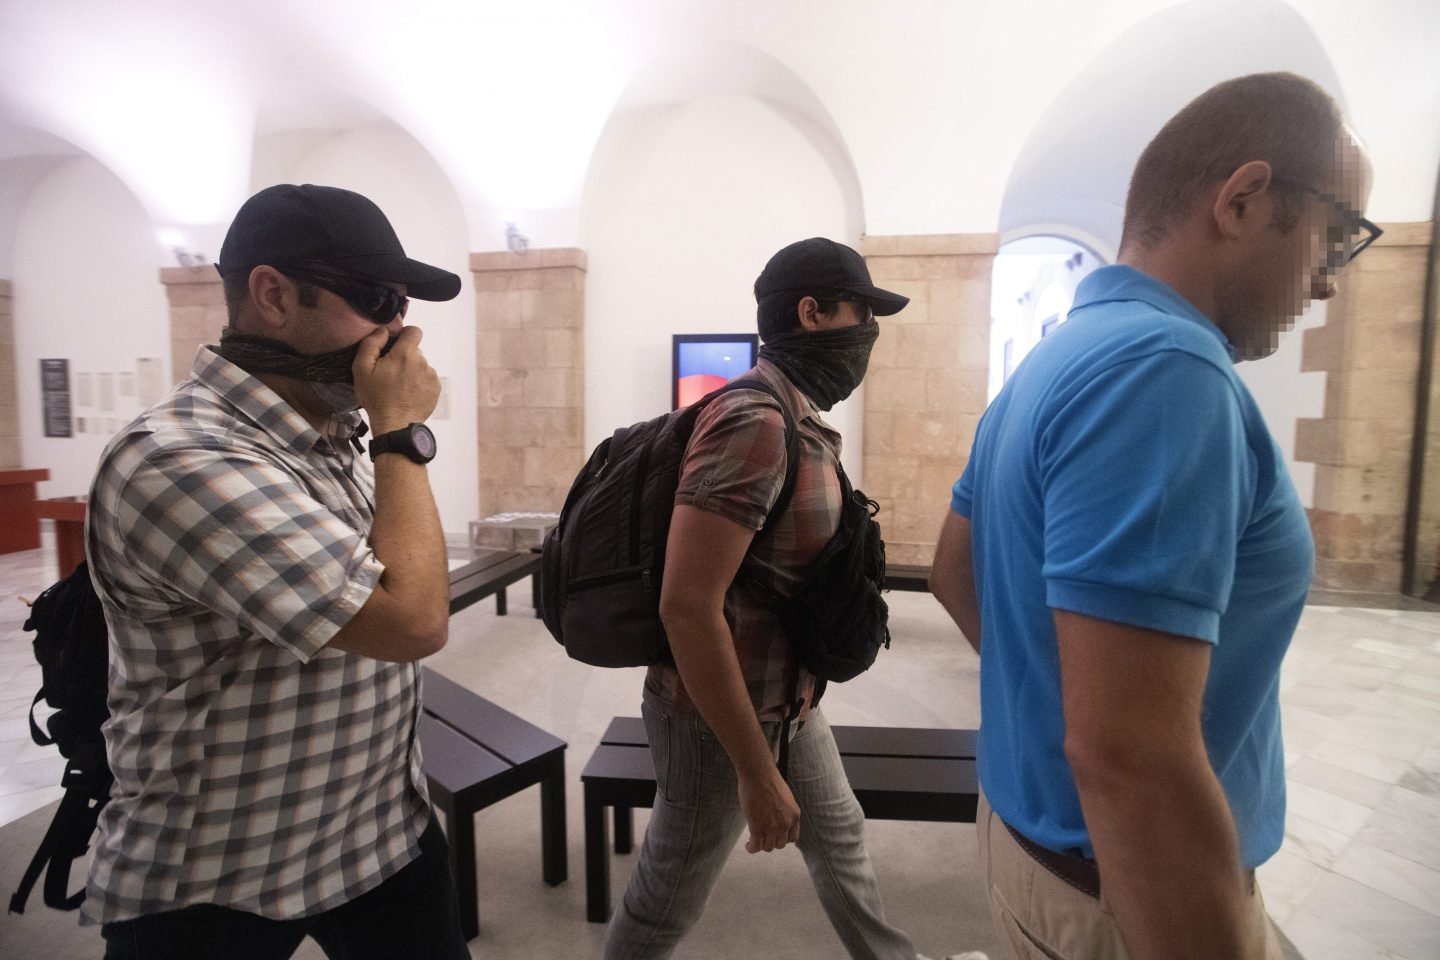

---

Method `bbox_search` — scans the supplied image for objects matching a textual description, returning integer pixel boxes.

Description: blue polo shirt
[952,264,1312,869]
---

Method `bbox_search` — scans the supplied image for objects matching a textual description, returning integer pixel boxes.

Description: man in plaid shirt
[606,239,986,960]
[84,184,467,959]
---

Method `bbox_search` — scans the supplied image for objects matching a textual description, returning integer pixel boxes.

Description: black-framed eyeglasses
[1270,177,1383,266]
[278,267,409,324]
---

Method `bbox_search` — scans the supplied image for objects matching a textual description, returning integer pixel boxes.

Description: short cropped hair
[222,269,320,325]
[1121,72,1343,249]
[757,291,848,341]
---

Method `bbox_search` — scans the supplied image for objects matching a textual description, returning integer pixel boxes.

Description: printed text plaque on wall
[41,359,73,438]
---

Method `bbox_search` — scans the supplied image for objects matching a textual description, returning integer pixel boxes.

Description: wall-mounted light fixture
[505,222,529,254]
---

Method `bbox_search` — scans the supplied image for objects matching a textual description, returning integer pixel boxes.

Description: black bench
[580,716,977,922]
[449,548,543,617]
[883,562,931,593]
[419,668,567,940]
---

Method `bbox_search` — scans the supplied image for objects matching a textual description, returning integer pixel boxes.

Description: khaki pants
[976,791,1284,960]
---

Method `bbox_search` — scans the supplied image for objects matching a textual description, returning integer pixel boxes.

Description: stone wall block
[542,328,582,369]
[1346,320,1421,372]
[523,288,584,329]
[884,540,937,567]
[918,456,967,504]
[867,256,968,282]
[1300,323,1346,373]
[869,327,899,369]
[862,454,922,492]
[1295,418,1344,466]
[865,368,928,411]
[890,410,965,458]
[895,324,961,371]
[1307,508,1405,563]
[169,305,216,341]
[475,290,524,328]
[163,281,226,309]
[879,280,932,324]
[523,446,584,488]
[1312,557,1406,594]
[864,410,895,454]
[924,369,987,414]
[497,328,548,369]
[522,368,580,408]
[1325,366,1418,423]
[1311,461,1412,516]
[478,369,527,408]
[477,445,525,485]
[928,277,989,329]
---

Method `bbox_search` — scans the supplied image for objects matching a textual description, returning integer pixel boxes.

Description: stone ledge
[159,266,221,286]
[1372,222,1435,248]
[470,248,587,273]
[860,233,1001,257]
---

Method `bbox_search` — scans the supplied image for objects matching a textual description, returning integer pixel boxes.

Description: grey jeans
[603,688,917,959]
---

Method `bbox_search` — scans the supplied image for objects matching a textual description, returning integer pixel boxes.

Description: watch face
[412,425,437,459]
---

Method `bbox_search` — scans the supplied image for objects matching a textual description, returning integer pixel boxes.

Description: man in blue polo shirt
[930,73,1376,960]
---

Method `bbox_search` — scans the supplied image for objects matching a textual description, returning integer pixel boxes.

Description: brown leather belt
[1005,822,1103,898]
[1004,822,1255,900]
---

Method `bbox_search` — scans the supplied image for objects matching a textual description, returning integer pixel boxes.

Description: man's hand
[739,766,801,853]
[353,326,439,435]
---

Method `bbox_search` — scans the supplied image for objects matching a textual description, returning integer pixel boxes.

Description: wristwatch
[368,423,437,464]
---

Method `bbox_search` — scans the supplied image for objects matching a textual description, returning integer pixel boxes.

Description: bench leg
[435,793,480,940]
[532,572,541,618]
[495,587,508,617]
[541,761,568,886]
[584,784,611,923]
[613,805,633,855]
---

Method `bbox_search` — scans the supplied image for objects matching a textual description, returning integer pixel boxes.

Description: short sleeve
[674,392,788,531]
[1039,351,1254,643]
[100,441,383,662]
[952,457,976,517]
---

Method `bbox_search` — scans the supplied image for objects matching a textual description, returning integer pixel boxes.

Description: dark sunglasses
[279,268,410,324]
[818,294,876,325]
[1270,177,1383,266]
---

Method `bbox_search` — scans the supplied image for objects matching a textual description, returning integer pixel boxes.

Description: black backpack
[765,466,891,683]
[9,560,114,915]
[541,379,799,667]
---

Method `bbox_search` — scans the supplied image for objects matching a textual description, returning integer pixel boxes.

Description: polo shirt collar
[191,346,365,455]
[1073,265,1236,359]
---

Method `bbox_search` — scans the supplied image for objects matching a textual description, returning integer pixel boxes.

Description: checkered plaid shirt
[645,360,844,721]
[82,346,429,925]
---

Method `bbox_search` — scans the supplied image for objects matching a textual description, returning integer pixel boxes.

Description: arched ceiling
[999,0,1346,257]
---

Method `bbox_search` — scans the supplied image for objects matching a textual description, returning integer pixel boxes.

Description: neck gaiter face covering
[758,323,880,410]
[216,328,381,413]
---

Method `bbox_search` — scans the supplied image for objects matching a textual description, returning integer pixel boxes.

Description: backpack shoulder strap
[694,378,801,541]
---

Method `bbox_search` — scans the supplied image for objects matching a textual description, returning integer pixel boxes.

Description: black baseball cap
[216,184,461,301]
[753,237,908,316]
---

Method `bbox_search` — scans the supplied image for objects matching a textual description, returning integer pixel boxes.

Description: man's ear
[1212,160,1274,242]
[795,295,822,332]
[247,266,292,332]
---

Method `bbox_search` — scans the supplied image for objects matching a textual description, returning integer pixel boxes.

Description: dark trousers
[100,818,468,960]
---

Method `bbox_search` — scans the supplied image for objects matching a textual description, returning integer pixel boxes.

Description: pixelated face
[1235,133,1373,360]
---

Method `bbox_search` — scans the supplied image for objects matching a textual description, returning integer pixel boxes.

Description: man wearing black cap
[84,184,468,959]
[606,239,982,960]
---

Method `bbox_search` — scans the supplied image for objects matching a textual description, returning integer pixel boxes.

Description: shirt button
[702,477,716,486]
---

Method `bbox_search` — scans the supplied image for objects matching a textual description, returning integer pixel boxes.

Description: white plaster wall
[267,126,479,535]
[1236,301,1329,510]
[11,156,169,498]
[581,94,865,480]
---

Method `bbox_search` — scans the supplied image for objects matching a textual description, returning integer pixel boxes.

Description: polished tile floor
[2,529,1438,959]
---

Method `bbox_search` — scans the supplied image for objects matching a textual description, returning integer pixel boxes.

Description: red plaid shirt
[644,359,844,721]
